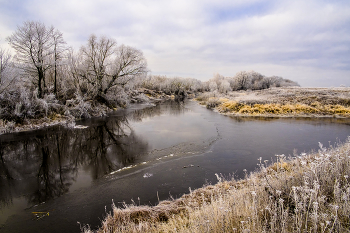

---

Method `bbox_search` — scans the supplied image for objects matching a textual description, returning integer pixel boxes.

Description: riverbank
[84,137,350,233]
[0,88,177,135]
[196,87,350,118]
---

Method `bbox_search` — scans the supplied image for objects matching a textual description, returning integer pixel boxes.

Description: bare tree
[77,35,147,105]
[0,48,15,94]
[105,44,147,94]
[52,30,66,95]
[7,21,64,98]
[233,71,251,90]
[79,35,117,96]
[0,48,11,82]
[219,80,231,93]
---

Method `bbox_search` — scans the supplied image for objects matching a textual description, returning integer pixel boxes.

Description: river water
[1,100,349,232]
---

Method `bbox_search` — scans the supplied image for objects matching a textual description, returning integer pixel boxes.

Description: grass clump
[85,138,350,233]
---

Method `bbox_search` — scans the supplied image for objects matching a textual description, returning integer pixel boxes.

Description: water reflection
[0,101,186,210]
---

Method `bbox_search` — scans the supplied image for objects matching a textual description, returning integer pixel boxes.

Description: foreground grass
[197,87,350,118]
[84,137,350,233]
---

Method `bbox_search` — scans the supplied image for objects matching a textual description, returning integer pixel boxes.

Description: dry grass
[84,138,350,233]
[217,101,350,116]
[197,87,350,118]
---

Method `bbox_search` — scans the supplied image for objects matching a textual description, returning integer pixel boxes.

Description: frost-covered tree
[51,29,66,95]
[0,48,11,82]
[76,35,147,104]
[208,71,299,93]
[232,71,251,90]
[0,47,14,93]
[219,80,231,93]
[209,81,218,92]
[7,21,66,98]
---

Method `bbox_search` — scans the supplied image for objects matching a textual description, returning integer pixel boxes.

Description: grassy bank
[197,87,350,118]
[84,137,350,233]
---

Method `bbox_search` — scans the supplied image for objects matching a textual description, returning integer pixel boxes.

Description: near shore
[84,136,350,233]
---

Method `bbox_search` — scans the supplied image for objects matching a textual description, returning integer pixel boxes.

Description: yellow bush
[218,101,243,112]
[238,105,253,114]
[264,104,282,114]
[216,99,350,116]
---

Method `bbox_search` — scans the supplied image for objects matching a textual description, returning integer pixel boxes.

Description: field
[197,87,350,118]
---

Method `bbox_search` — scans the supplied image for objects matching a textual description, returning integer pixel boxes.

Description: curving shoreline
[81,88,350,233]
[84,135,350,233]
[3,87,348,135]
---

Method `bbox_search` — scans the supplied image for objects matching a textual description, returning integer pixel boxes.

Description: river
[1,100,349,232]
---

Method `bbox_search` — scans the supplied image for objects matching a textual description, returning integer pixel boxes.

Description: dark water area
[1,100,349,232]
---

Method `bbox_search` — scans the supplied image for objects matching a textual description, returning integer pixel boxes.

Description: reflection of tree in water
[127,100,187,122]
[80,115,149,179]
[29,133,75,204]
[0,145,14,209]
[0,110,151,208]
[0,100,187,208]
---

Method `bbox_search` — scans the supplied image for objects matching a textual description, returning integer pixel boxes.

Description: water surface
[1,100,349,232]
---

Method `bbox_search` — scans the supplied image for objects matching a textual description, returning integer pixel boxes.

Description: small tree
[209,81,218,92]
[0,48,13,91]
[77,35,147,105]
[219,80,231,93]
[233,71,251,90]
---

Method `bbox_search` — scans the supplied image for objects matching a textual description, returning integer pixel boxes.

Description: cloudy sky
[0,0,349,87]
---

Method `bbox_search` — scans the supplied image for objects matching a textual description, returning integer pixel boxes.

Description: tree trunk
[95,94,116,109]
[54,62,57,95]
[38,68,44,98]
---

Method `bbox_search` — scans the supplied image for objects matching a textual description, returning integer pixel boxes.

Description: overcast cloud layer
[1,0,349,87]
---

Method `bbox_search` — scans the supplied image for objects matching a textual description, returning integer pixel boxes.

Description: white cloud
[0,0,349,86]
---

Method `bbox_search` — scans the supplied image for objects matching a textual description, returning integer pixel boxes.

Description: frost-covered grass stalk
[85,137,350,233]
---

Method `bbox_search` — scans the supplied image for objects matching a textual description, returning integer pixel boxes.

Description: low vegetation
[84,138,350,233]
[198,87,350,118]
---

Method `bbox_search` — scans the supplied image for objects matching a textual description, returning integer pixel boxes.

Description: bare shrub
[206,97,222,109]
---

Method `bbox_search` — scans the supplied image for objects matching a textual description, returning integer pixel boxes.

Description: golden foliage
[217,99,350,116]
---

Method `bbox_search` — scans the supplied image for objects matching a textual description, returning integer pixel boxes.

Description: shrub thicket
[205,71,300,94]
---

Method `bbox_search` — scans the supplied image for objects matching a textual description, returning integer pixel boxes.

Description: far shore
[196,87,350,119]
